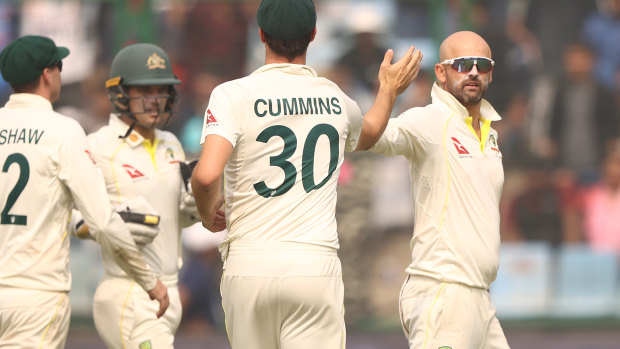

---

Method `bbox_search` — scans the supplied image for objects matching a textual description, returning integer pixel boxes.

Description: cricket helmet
[106,43,181,116]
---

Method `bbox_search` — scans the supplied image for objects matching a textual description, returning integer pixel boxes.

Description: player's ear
[258,28,267,43]
[435,63,447,85]
[310,27,317,42]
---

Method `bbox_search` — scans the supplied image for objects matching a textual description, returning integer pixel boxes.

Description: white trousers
[221,242,346,349]
[399,275,510,349]
[93,277,182,349]
[0,287,70,349]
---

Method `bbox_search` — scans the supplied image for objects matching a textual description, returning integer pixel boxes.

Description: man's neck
[264,46,306,65]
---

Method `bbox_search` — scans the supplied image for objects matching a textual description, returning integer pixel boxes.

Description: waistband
[228,241,338,256]
[102,272,178,288]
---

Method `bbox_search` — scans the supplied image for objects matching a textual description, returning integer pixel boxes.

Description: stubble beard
[447,77,488,106]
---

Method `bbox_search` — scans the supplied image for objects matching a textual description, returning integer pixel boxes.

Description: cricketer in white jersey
[88,114,193,348]
[369,31,510,349]
[84,43,196,348]
[191,1,421,348]
[0,36,166,349]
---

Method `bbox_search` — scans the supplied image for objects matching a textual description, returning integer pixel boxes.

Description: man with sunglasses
[71,43,200,348]
[0,36,169,348]
[361,31,510,348]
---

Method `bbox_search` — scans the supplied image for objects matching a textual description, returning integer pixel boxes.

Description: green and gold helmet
[106,43,181,117]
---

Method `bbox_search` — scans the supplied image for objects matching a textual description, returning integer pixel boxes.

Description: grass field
[65,326,620,349]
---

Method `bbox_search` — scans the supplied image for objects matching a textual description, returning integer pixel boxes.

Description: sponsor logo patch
[206,109,218,126]
[84,150,96,164]
[451,137,470,155]
[122,164,145,179]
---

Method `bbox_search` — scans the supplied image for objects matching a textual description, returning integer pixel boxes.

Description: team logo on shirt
[489,134,500,152]
[438,346,452,349]
[165,148,176,161]
[451,137,470,155]
[122,164,145,179]
[139,340,152,349]
[206,109,218,127]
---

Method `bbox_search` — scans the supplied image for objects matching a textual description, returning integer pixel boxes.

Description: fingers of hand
[407,50,423,80]
[126,222,158,245]
[397,46,415,67]
[216,196,225,209]
[382,48,394,66]
[156,294,169,318]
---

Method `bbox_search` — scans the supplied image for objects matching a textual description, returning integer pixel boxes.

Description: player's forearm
[356,86,398,151]
[94,212,157,292]
[192,174,222,228]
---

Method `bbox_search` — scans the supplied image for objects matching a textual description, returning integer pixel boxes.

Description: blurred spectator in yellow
[580,139,620,254]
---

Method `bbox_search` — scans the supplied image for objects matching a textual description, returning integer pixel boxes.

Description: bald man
[360,31,510,348]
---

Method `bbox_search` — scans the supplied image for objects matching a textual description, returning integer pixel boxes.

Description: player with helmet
[72,42,206,348]
[0,36,169,348]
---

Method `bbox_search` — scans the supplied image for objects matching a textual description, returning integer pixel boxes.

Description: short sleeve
[200,84,242,148]
[342,94,363,153]
[370,107,438,159]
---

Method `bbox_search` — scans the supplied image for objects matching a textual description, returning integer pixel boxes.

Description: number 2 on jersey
[1,153,29,225]
[253,124,338,198]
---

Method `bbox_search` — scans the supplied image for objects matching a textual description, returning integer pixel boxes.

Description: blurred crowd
[2,0,620,328]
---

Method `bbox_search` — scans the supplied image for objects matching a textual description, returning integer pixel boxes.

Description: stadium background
[1,0,620,348]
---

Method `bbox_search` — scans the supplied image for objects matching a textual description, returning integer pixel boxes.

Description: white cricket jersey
[88,114,186,284]
[0,94,155,292]
[371,83,504,289]
[200,64,363,253]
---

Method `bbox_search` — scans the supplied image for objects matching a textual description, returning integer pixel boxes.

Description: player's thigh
[0,289,70,349]
[130,285,182,348]
[279,275,346,349]
[400,277,486,349]
[94,278,182,349]
[93,278,136,349]
[482,313,510,349]
[221,273,280,349]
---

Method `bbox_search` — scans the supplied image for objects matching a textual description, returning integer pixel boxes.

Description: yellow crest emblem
[146,53,166,70]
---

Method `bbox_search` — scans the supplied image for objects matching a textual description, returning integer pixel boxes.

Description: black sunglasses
[440,56,494,73]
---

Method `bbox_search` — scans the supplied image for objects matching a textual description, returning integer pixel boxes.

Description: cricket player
[70,43,202,348]
[363,31,511,349]
[0,36,168,349]
[191,0,422,348]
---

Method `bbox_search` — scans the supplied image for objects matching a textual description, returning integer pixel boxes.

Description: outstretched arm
[355,46,422,151]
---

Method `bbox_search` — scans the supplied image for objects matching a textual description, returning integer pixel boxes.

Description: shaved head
[435,31,493,110]
[439,31,492,62]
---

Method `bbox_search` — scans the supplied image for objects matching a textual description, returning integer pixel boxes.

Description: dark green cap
[0,35,69,85]
[257,0,316,40]
[108,43,181,86]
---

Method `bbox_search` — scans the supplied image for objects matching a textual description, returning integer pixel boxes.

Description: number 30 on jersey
[253,123,338,198]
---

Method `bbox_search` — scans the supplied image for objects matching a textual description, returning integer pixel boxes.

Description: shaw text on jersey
[0,128,45,145]
[254,97,342,117]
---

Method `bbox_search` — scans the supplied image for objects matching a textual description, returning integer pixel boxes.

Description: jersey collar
[252,63,318,77]
[109,113,148,147]
[431,82,501,122]
[4,93,53,110]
